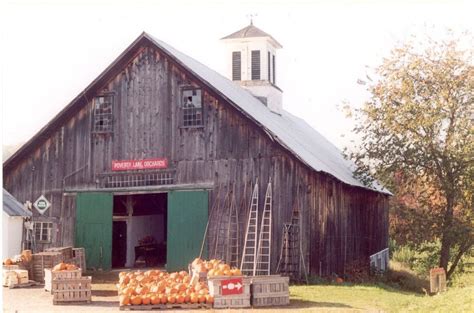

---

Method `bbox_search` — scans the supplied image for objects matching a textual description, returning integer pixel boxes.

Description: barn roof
[3,32,390,195]
[3,189,32,217]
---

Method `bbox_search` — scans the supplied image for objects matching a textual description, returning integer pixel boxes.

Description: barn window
[181,88,203,127]
[232,51,241,81]
[251,50,261,80]
[34,222,53,243]
[93,94,114,133]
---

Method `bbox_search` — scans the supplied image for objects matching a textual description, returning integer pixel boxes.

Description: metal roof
[144,33,390,195]
[221,24,283,48]
[3,32,390,195]
[3,189,32,217]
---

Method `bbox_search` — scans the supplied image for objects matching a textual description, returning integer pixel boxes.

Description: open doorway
[112,193,167,268]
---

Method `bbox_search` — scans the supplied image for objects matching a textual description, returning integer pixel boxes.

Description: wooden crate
[250,275,290,307]
[45,246,73,261]
[3,265,20,270]
[72,248,86,271]
[52,276,91,305]
[32,252,64,282]
[44,268,82,292]
[213,296,251,308]
[208,276,251,308]
[3,269,29,286]
[119,303,211,311]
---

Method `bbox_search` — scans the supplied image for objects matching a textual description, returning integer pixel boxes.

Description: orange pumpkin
[231,268,242,276]
[184,294,191,303]
[167,295,176,304]
[120,276,130,284]
[150,295,160,305]
[176,295,185,304]
[198,295,206,303]
[190,294,198,303]
[119,295,130,306]
[142,294,151,305]
[160,294,167,304]
[130,295,142,305]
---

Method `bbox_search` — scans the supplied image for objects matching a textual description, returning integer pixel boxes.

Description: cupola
[221,23,283,114]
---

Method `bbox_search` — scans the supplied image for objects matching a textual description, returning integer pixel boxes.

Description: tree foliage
[347,33,473,279]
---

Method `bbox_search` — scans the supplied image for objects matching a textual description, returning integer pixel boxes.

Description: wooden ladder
[213,185,232,261]
[227,187,240,268]
[276,210,300,279]
[240,180,259,276]
[256,180,273,275]
[276,195,309,283]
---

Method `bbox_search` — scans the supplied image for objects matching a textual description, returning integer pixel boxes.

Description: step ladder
[240,180,259,276]
[255,180,272,275]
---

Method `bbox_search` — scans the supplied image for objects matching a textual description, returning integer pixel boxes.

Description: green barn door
[167,190,208,271]
[75,192,113,270]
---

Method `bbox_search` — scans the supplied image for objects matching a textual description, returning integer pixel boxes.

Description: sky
[1,0,473,151]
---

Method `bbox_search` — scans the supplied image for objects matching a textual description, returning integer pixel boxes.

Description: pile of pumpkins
[191,258,242,277]
[117,270,213,306]
[52,262,78,271]
[3,250,32,266]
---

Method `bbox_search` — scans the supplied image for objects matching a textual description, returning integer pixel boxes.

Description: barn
[3,24,390,275]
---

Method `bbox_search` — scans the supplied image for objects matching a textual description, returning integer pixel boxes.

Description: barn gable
[4,32,388,196]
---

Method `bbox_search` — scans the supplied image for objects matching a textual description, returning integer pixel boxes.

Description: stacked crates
[44,268,82,293]
[32,252,64,282]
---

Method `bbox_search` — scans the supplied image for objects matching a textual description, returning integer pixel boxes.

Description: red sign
[221,278,243,295]
[112,158,168,171]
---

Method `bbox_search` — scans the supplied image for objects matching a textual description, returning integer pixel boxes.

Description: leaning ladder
[276,210,300,279]
[276,200,309,283]
[213,186,232,260]
[227,187,240,267]
[240,180,259,276]
[255,180,273,276]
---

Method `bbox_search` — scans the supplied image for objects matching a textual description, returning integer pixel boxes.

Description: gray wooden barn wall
[4,45,389,275]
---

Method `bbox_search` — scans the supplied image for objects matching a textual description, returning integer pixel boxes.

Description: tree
[347,33,473,279]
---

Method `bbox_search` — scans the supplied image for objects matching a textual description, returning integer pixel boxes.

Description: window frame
[34,221,53,243]
[92,93,115,134]
[180,87,204,128]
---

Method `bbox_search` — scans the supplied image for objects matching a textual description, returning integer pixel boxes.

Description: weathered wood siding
[3,43,389,275]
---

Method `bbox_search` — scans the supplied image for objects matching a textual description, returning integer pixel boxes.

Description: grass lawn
[89,266,474,312]
[290,277,473,312]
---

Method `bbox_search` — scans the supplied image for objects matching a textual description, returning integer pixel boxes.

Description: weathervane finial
[246,13,257,26]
